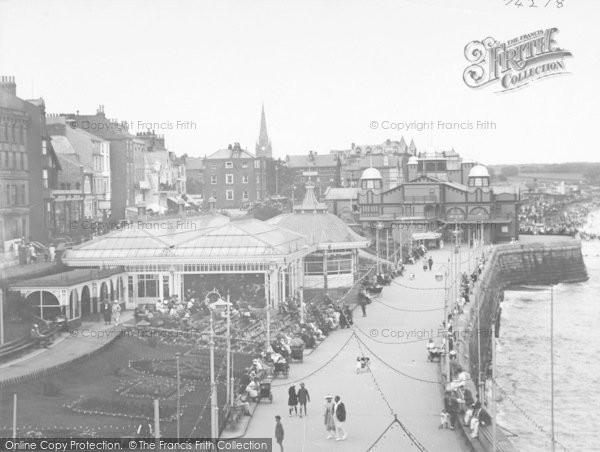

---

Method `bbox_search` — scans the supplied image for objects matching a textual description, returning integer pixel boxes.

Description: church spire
[256,103,272,158]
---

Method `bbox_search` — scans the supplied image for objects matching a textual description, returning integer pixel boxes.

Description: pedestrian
[428,256,433,270]
[333,395,347,441]
[324,395,336,439]
[358,289,368,317]
[297,382,310,417]
[48,243,56,262]
[288,384,298,416]
[102,301,112,325]
[112,301,121,325]
[422,260,428,272]
[449,391,460,430]
[274,415,284,452]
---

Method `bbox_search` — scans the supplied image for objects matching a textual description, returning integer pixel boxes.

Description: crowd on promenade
[427,246,495,440]
[519,197,599,237]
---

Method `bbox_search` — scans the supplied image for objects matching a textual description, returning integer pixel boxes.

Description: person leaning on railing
[30,324,52,348]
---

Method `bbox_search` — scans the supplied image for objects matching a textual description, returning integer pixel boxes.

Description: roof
[343,154,401,171]
[56,152,93,174]
[324,187,358,201]
[10,268,123,290]
[360,167,382,180]
[287,154,339,168]
[50,135,76,154]
[185,157,204,170]
[62,215,312,265]
[469,164,490,178]
[295,182,327,212]
[267,212,369,250]
[268,183,369,250]
[207,148,255,160]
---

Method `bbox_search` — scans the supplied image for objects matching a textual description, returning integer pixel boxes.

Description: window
[211,163,217,170]
[137,274,158,298]
[501,226,509,233]
[162,276,170,298]
[243,190,249,200]
[42,141,47,155]
[211,175,217,184]
[254,160,260,169]
[225,161,233,168]
[242,175,248,184]
[256,190,261,199]
[226,190,234,200]
[242,162,248,169]
[226,174,234,184]
[20,184,26,205]
[256,175,261,184]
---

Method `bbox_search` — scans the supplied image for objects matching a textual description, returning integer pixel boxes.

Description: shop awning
[412,232,442,241]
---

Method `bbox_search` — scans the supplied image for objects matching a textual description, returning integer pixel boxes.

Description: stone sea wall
[468,239,588,387]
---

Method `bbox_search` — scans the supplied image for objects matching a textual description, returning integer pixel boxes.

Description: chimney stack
[0,76,17,96]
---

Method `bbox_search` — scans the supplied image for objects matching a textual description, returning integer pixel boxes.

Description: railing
[403,195,438,204]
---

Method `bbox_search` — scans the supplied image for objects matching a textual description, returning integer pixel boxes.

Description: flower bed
[129,358,209,381]
[66,397,179,422]
[116,376,195,400]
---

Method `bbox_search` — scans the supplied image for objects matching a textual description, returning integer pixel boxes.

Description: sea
[496,211,600,452]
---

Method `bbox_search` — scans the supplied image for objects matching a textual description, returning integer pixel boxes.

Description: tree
[500,166,519,178]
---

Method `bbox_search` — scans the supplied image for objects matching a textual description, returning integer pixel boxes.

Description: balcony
[403,195,438,204]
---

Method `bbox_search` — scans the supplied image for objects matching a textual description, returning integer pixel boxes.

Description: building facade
[203,143,266,209]
[358,159,520,245]
[63,106,135,220]
[47,115,111,232]
[286,151,341,199]
[0,77,62,261]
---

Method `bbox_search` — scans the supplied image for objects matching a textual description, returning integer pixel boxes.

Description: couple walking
[324,395,347,441]
[288,382,310,417]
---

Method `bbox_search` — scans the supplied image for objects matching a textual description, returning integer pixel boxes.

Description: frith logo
[463,28,572,92]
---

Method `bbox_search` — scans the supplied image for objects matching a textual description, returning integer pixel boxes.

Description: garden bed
[67,396,179,422]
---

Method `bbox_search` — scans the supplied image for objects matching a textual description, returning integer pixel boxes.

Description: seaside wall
[467,239,588,385]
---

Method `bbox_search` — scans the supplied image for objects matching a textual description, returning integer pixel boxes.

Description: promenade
[0,313,133,384]
[242,248,477,452]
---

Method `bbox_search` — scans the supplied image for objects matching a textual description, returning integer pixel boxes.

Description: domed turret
[359,166,382,192]
[468,164,490,187]
[360,167,382,180]
[468,164,489,178]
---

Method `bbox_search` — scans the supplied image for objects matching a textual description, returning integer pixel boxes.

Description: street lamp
[435,265,451,386]
[376,222,384,275]
[175,352,181,439]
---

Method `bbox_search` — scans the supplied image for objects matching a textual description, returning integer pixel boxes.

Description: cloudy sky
[1,0,598,164]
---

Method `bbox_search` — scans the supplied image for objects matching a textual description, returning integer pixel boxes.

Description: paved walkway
[242,248,477,452]
[0,312,133,383]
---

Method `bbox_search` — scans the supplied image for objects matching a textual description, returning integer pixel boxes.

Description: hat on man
[324,395,333,399]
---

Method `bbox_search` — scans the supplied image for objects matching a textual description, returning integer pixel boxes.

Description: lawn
[0,335,253,438]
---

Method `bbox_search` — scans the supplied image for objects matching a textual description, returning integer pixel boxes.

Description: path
[0,312,133,383]
[242,248,478,451]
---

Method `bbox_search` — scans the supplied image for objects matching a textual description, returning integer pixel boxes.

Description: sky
[0,0,598,165]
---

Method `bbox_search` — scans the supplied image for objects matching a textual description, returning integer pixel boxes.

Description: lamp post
[550,285,555,452]
[208,312,218,439]
[376,221,384,275]
[435,267,451,385]
[175,352,181,439]
[299,286,305,324]
[0,268,5,345]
